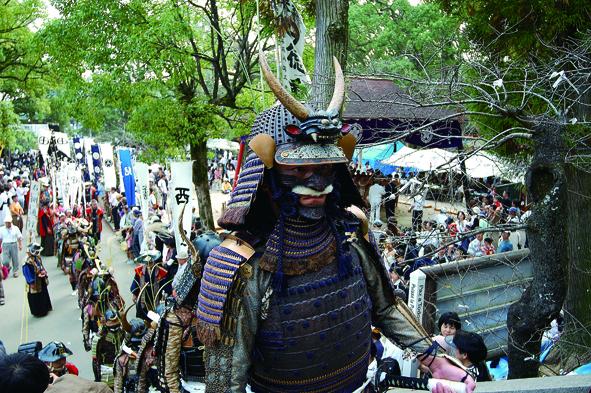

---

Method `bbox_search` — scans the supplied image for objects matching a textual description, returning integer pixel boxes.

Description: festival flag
[275,1,311,87]
[38,128,70,160]
[91,144,102,182]
[135,162,150,223]
[83,138,95,181]
[26,181,41,241]
[99,143,117,189]
[66,163,81,208]
[118,148,136,207]
[73,136,90,182]
[170,161,194,255]
[56,165,69,209]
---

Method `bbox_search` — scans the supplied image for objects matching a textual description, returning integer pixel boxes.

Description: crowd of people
[346,159,530,306]
[207,150,237,194]
[0,148,224,393]
[0,145,532,393]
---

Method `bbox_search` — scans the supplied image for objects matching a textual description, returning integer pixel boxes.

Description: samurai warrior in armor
[134,305,164,393]
[92,308,125,387]
[82,266,125,352]
[60,222,81,290]
[195,53,476,393]
[153,213,220,393]
[130,250,168,321]
[113,307,150,393]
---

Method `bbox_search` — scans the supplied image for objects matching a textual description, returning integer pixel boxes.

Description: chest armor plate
[249,251,371,393]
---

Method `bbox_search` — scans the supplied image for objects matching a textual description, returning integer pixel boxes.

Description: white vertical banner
[100,143,117,189]
[404,269,427,378]
[50,167,57,209]
[170,161,194,255]
[67,163,80,209]
[135,162,150,252]
[57,164,69,209]
[135,162,150,222]
[37,129,71,159]
[26,181,41,241]
[115,147,125,193]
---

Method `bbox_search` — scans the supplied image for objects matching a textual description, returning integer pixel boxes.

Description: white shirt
[411,195,425,211]
[467,238,483,256]
[0,225,22,243]
[172,261,188,289]
[434,213,448,227]
[109,192,120,207]
[0,193,8,225]
[158,178,168,194]
[15,186,25,198]
[368,184,386,205]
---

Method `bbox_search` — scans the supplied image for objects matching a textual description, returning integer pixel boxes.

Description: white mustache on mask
[291,185,333,196]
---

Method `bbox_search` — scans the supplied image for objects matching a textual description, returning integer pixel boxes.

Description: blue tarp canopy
[352,141,405,175]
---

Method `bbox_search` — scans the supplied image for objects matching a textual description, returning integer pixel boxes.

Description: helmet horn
[120,304,133,333]
[327,56,346,115]
[259,50,310,121]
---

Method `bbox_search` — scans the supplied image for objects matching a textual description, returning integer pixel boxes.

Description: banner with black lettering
[38,129,70,160]
[66,163,81,209]
[135,162,150,222]
[26,181,41,241]
[170,161,194,255]
[99,143,117,189]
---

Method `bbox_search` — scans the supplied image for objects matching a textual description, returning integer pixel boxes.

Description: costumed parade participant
[91,308,124,387]
[154,213,217,393]
[23,243,52,317]
[38,341,79,377]
[130,250,168,320]
[195,53,475,393]
[38,201,55,256]
[81,266,125,351]
[86,199,104,242]
[113,302,166,393]
[113,307,150,393]
[54,213,66,269]
[59,221,79,283]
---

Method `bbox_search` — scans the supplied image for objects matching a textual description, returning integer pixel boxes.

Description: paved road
[0,220,135,379]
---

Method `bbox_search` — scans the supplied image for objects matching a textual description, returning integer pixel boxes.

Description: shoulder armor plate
[196,233,255,346]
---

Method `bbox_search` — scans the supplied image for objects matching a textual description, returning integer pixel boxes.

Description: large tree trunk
[190,140,215,230]
[559,165,591,370]
[507,120,568,379]
[310,0,349,110]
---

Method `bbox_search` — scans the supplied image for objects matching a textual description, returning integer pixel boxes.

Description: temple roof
[344,76,458,121]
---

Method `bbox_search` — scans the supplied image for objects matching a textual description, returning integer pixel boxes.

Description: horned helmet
[218,51,361,229]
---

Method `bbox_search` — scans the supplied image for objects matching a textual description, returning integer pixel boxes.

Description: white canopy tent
[382,146,456,172]
[206,138,240,151]
[382,147,523,182]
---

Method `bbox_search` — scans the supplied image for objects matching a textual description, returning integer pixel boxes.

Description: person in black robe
[22,243,52,317]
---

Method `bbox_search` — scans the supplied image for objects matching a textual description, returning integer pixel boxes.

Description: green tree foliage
[0,101,19,155]
[427,0,591,378]
[41,0,265,228]
[0,0,50,153]
[433,0,591,58]
[348,0,465,77]
[0,0,46,86]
